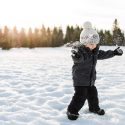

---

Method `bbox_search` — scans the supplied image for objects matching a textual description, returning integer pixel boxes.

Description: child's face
[85,43,97,50]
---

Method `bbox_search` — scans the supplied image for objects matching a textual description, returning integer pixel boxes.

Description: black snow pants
[67,85,100,114]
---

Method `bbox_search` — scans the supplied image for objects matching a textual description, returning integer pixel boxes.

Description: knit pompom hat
[80,21,100,45]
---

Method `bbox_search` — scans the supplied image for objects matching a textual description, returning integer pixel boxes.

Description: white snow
[0,46,125,125]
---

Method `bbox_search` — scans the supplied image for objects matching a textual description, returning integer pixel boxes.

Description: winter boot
[89,109,105,115]
[66,111,79,120]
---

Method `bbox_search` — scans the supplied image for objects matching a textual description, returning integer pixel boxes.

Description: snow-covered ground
[0,46,125,125]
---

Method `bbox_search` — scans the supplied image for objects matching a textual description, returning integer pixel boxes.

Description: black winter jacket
[72,46,115,86]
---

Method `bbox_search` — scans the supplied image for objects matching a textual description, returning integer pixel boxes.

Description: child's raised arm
[98,47,123,60]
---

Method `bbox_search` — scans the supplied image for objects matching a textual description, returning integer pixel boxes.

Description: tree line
[0,19,124,50]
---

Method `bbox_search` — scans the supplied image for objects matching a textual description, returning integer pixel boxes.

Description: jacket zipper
[90,54,94,86]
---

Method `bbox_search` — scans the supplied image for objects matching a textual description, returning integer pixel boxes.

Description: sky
[0,0,125,31]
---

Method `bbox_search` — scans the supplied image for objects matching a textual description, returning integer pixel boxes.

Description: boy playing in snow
[67,21,123,120]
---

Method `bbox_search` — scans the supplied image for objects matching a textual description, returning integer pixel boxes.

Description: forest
[0,19,124,49]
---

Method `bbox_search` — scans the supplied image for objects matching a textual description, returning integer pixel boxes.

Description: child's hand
[71,49,81,58]
[114,47,123,56]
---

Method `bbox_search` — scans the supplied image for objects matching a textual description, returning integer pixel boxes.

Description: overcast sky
[0,0,125,31]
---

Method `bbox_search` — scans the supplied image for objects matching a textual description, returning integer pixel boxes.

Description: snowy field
[0,46,125,125]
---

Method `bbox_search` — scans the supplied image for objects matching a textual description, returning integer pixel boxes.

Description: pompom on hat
[83,21,92,29]
[80,21,100,45]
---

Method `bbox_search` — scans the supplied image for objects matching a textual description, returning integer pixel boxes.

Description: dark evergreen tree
[40,25,47,47]
[64,26,71,44]
[112,19,124,46]
[51,27,58,47]
[27,27,34,48]
[98,30,105,45]
[46,27,52,47]
[104,30,113,45]
[73,26,82,41]
[57,28,64,46]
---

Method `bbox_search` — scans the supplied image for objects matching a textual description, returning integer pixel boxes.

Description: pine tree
[46,27,52,47]
[40,25,47,47]
[51,27,58,47]
[27,27,34,48]
[34,28,40,47]
[73,26,82,41]
[98,30,105,45]
[104,30,113,45]
[57,28,64,46]
[11,26,19,47]
[19,28,27,47]
[1,26,11,49]
[112,19,124,46]
[64,26,71,44]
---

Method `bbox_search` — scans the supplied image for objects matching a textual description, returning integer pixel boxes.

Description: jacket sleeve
[97,50,115,60]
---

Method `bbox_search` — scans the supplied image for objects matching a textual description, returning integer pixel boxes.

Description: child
[67,21,123,120]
